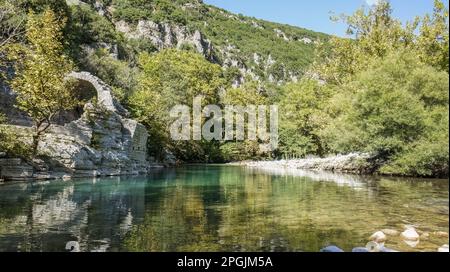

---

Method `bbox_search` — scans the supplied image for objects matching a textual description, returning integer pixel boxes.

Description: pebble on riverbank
[369,231,387,243]
[381,229,400,236]
[438,245,449,252]
[401,228,420,241]
[433,231,449,238]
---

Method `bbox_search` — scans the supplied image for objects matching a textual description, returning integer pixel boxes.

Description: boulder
[379,246,398,252]
[369,231,387,243]
[433,231,449,238]
[320,246,344,252]
[403,240,420,248]
[401,228,420,241]
[352,247,369,252]
[381,229,399,236]
[438,245,449,253]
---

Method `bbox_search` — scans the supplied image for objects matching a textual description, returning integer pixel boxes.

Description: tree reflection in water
[0,166,448,252]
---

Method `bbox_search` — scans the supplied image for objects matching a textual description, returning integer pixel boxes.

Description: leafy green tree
[0,114,32,158]
[6,9,78,156]
[278,79,330,158]
[220,81,269,161]
[81,48,138,103]
[416,0,449,73]
[129,49,224,161]
[322,51,449,176]
[315,0,449,85]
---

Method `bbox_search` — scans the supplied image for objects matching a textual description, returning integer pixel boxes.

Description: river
[0,165,448,252]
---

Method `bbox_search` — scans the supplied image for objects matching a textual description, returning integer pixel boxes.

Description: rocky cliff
[0,72,163,182]
[115,20,215,61]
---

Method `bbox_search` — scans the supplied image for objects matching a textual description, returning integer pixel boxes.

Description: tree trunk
[32,133,39,157]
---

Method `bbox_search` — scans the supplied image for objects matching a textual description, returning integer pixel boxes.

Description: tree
[321,51,449,176]
[278,79,330,158]
[129,49,224,161]
[0,1,26,48]
[6,9,78,156]
[416,0,449,73]
[220,80,270,161]
[315,0,449,85]
[0,113,32,158]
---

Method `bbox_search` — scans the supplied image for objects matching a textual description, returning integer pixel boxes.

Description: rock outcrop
[240,153,377,175]
[0,72,162,181]
[115,20,215,61]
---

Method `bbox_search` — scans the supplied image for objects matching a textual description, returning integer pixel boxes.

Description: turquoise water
[0,165,448,252]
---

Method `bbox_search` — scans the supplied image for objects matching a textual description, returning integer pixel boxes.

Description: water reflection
[0,166,448,252]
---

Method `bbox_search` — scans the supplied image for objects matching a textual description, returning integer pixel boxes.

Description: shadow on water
[0,165,448,252]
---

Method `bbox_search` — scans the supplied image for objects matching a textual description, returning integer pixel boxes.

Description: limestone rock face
[0,72,156,181]
[115,20,214,60]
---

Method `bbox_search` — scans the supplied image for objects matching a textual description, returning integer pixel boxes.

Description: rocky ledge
[0,72,168,182]
[236,153,377,175]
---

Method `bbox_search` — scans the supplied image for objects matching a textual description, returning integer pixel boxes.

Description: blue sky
[203,0,445,36]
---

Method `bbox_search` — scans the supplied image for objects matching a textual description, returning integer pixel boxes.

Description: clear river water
[0,165,448,252]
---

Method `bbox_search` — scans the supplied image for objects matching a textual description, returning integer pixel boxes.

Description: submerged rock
[420,232,430,240]
[320,246,344,252]
[381,229,399,236]
[403,240,420,248]
[366,241,381,252]
[401,228,420,241]
[379,246,398,252]
[352,247,369,252]
[438,245,449,252]
[369,231,387,243]
[433,231,449,238]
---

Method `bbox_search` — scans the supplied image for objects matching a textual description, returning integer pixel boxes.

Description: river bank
[232,153,379,175]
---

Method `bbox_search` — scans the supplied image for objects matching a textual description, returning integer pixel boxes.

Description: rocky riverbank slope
[236,153,379,175]
[0,72,169,182]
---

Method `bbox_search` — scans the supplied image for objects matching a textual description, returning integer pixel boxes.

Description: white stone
[438,245,449,252]
[401,228,420,241]
[369,231,387,243]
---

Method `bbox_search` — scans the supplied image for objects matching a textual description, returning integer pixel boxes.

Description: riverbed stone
[401,228,420,241]
[438,245,449,252]
[320,246,344,252]
[381,229,399,236]
[433,231,449,238]
[352,247,369,252]
[379,246,398,252]
[369,231,387,243]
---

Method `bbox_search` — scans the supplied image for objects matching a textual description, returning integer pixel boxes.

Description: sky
[203,0,446,36]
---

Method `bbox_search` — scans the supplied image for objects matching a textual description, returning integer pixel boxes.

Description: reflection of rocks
[32,186,81,231]
[246,167,367,189]
[0,176,146,251]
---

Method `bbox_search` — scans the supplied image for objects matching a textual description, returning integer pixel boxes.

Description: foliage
[321,51,449,177]
[5,9,78,156]
[220,81,270,162]
[278,79,330,158]
[80,48,139,103]
[315,0,449,85]
[0,114,32,158]
[129,49,225,161]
